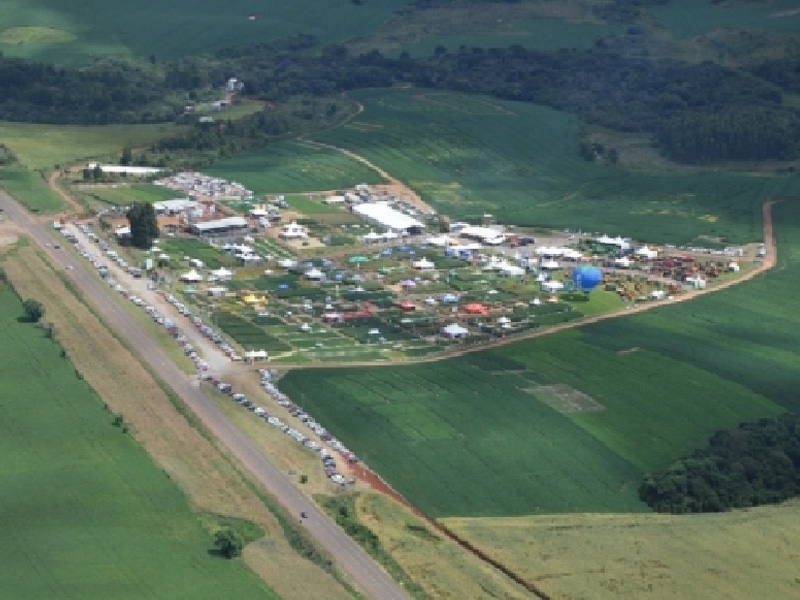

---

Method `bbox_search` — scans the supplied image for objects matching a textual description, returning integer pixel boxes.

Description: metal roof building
[352,202,424,233]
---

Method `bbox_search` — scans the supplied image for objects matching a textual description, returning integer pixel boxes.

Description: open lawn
[80,183,185,206]
[206,140,385,194]
[650,0,800,40]
[0,167,62,212]
[314,89,800,245]
[444,500,800,600]
[0,121,187,169]
[0,0,411,65]
[0,283,275,599]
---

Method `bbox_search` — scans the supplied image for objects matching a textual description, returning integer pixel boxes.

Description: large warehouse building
[352,202,425,234]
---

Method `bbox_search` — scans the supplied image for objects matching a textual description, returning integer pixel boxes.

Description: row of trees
[1,16,798,163]
[639,413,800,514]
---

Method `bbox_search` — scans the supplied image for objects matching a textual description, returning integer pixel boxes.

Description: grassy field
[206,140,385,194]
[0,282,276,599]
[0,121,187,169]
[80,183,185,206]
[444,500,800,600]
[214,312,292,353]
[280,202,800,518]
[313,89,800,245]
[0,0,411,65]
[158,238,239,269]
[280,358,647,518]
[0,167,63,212]
[650,0,800,40]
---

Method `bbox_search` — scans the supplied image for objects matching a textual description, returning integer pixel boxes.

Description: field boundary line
[276,199,782,370]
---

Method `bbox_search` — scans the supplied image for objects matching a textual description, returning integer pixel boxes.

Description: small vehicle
[300,511,308,519]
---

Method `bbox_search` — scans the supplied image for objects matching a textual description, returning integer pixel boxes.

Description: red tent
[464,303,489,315]
[400,301,416,312]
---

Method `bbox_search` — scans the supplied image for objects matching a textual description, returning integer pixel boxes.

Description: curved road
[0,191,410,600]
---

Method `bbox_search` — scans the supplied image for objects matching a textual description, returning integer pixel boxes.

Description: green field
[0,167,62,212]
[0,0,411,65]
[313,89,800,245]
[0,283,275,599]
[206,140,385,194]
[279,202,800,517]
[81,184,185,206]
[396,19,623,58]
[158,238,239,270]
[650,0,800,40]
[214,312,292,353]
[0,121,187,169]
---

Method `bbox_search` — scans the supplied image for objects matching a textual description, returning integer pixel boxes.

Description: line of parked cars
[199,370,358,486]
[63,224,210,372]
[156,291,241,362]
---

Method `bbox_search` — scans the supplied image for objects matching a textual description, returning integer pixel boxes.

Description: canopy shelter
[180,269,202,282]
[441,323,469,338]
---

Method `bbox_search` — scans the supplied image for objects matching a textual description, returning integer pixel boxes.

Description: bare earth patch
[525,384,606,414]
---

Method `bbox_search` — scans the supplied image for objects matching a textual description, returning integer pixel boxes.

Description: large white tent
[441,323,469,338]
[542,280,565,293]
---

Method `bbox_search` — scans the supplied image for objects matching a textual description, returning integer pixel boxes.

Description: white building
[458,225,506,245]
[441,323,469,339]
[87,163,163,177]
[352,202,425,234]
[191,216,248,237]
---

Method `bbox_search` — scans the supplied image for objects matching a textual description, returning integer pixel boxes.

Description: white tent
[613,257,632,268]
[278,258,297,269]
[499,264,525,277]
[180,269,202,282]
[244,349,268,360]
[362,231,383,243]
[497,316,511,325]
[636,245,658,260]
[542,280,564,293]
[562,249,583,261]
[305,268,325,280]
[212,267,233,281]
[441,323,469,338]
[412,257,435,270]
[541,259,561,270]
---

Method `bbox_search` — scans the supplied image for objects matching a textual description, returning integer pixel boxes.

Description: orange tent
[464,303,489,315]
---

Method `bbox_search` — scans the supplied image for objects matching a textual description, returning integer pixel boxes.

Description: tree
[213,527,243,559]
[126,202,159,249]
[22,298,44,322]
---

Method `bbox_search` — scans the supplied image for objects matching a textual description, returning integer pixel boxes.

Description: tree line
[1,16,798,164]
[639,412,800,514]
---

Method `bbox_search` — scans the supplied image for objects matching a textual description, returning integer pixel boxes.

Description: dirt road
[0,190,410,600]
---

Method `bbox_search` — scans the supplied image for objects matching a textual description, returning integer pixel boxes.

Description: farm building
[441,323,469,339]
[191,216,248,237]
[153,198,201,216]
[352,202,425,234]
[87,163,163,177]
[324,195,346,205]
[457,225,506,245]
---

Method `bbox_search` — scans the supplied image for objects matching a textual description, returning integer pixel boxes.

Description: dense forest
[639,413,800,514]
[0,0,798,164]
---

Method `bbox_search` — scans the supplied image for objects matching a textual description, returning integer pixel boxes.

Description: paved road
[0,192,410,600]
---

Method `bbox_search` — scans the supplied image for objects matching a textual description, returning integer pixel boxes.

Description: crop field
[205,140,385,194]
[444,501,800,600]
[81,183,185,206]
[313,89,800,245]
[214,312,291,353]
[0,121,187,169]
[397,19,623,58]
[0,284,274,599]
[0,167,62,212]
[650,0,800,39]
[0,0,411,65]
[280,358,646,518]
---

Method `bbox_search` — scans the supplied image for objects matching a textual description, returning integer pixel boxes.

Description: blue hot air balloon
[572,265,603,293]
